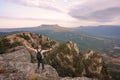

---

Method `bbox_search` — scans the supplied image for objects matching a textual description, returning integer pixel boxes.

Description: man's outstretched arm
[42,48,53,53]
[24,43,36,52]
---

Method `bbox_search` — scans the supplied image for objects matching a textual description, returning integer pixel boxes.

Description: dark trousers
[37,59,44,70]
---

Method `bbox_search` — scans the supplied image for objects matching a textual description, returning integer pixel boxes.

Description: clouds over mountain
[69,0,120,22]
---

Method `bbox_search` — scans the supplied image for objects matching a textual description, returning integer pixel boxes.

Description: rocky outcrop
[66,41,79,54]
[85,50,103,74]
[0,61,59,80]
[1,46,31,62]
[0,46,60,80]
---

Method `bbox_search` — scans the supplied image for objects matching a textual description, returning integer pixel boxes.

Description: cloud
[0,15,76,22]
[90,7,120,22]
[6,0,62,12]
[69,0,120,22]
[0,16,49,21]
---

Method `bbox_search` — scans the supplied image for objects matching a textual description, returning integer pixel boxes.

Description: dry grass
[28,72,38,80]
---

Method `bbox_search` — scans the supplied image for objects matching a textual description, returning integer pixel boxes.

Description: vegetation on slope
[0,37,22,54]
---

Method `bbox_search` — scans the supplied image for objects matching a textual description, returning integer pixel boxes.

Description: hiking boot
[41,69,46,73]
[35,69,40,73]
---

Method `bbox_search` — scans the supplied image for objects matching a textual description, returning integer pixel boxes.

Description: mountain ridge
[0,24,73,32]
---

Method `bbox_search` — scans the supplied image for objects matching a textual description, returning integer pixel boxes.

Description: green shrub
[31,43,36,49]
[0,38,11,54]
[30,53,37,63]
[10,41,23,48]
[17,34,30,41]
[0,37,23,54]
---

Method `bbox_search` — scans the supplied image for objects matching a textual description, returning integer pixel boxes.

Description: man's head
[37,45,41,49]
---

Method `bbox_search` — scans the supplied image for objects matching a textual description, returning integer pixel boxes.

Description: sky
[0,0,120,28]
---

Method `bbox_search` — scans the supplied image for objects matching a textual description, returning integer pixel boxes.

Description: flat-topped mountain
[37,24,73,32]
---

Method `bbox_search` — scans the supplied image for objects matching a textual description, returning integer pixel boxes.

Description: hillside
[0,32,111,80]
[45,41,111,80]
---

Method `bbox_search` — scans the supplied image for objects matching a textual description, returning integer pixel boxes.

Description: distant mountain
[37,24,73,32]
[1,24,120,39]
[0,24,73,32]
[75,25,120,39]
[0,31,23,38]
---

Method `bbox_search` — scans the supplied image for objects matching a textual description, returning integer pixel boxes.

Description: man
[25,44,52,71]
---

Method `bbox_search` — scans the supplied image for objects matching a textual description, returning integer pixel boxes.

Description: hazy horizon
[0,0,120,28]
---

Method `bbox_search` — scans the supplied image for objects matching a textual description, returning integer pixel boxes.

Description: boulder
[1,46,31,62]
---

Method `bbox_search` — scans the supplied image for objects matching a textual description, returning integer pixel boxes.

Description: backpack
[36,50,42,60]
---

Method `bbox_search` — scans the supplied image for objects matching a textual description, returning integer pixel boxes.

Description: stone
[60,77,96,80]
[1,46,31,62]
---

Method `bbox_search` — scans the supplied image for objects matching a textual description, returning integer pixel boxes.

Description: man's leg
[37,59,40,69]
[41,59,44,70]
